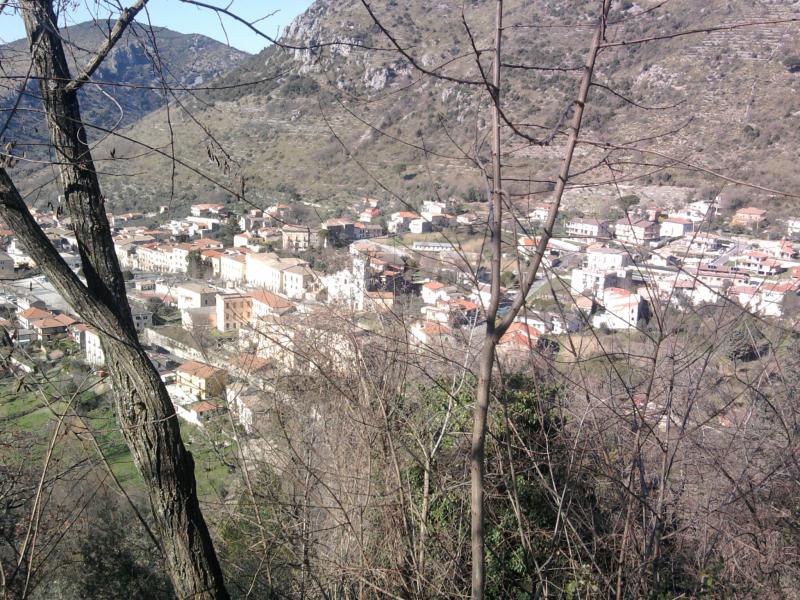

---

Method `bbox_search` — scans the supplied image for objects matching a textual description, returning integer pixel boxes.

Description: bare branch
[65,0,149,93]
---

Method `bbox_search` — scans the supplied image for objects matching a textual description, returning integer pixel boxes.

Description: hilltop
[0,19,247,183]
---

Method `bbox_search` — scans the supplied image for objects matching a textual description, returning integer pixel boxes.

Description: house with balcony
[566,217,610,242]
[615,217,660,246]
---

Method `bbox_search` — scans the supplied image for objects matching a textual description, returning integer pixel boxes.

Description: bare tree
[0,1,227,597]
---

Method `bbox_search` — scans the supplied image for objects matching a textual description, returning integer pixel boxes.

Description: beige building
[615,217,659,246]
[282,224,319,252]
[176,360,226,400]
[0,251,14,279]
[216,292,252,332]
[250,290,295,323]
[731,206,767,228]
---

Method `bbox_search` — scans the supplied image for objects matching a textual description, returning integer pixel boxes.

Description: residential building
[787,218,800,238]
[421,281,452,305]
[359,207,381,223]
[84,328,105,366]
[282,224,319,252]
[615,217,660,246]
[323,219,355,246]
[585,245,631,272]
[735,251,784,276]
[201,249,224,277]
[571,268,629,296]
[528,203,553,223]
[688,233,723,253]
[353,222,383,239]
[388,211,418,233]
[284,265,316,299]
[246,253,311,298]
[409,218,432,234]
[322,268,364,310]
[176,360,226,400]
[422,200,447,215]
[659,218,693,239]
[32,318,67,342]
[190,203,227,218]
[566,218,610,242]
[250,290,295,323]
[239,209,272,231]
[0,251,14,279]
[216,292,252,332]
[18,307,53,330]
[233,232,258,249]
[731,206,767,228]
[670,200,717,224]
[410,320,452,347]
[175,283,217,311]
[220,253,247,283]
[498,322,541,351]
[592,288,648,330]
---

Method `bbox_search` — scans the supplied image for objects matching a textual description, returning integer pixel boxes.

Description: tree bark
[0,2,230,597]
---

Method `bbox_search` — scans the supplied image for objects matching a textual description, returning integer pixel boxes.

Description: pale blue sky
[0,1,314,53]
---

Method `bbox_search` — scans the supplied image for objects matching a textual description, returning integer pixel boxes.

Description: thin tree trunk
[0,2,230,597]
[470,3,503,598]
[470,2,611,599]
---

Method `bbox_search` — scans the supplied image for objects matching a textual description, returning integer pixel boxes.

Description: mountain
[0,20,248,181]
[11,1,800,214]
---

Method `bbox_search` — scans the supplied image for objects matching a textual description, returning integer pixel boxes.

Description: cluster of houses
[539,200,800,323]
[1,192,798,433]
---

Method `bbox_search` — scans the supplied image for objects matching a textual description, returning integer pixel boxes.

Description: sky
[0,0,315,54]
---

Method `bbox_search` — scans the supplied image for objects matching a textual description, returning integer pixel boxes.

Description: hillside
[13,0,800,214]
[0,19,247,181]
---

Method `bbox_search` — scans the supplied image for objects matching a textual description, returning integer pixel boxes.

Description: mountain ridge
[0,19,248,185]
[11,1,800,215]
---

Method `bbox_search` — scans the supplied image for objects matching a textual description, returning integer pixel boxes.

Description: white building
[85,328,105,366]
[322,268,365,311]
[131,307,153,332]
[615,218,660,246]
[659,218,693,239]
[528,203,553,223]
[421,281,452,305]
[409,218,432,234]
[585,246,630,272]
[175,283,218,311]
[220,254,247,283]
[388,211,418,233]
[592,288,647,330]
[566,218,610,242]
[246,253,311,298]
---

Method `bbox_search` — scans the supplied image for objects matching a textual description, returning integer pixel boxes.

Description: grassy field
[0,367,236,500]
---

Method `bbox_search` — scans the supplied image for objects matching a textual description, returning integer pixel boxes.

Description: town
[1,192,798,433]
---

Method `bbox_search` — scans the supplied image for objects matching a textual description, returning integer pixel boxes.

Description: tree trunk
[0,2,230,597]
[469,2,611,598]
[470,3,503,598]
